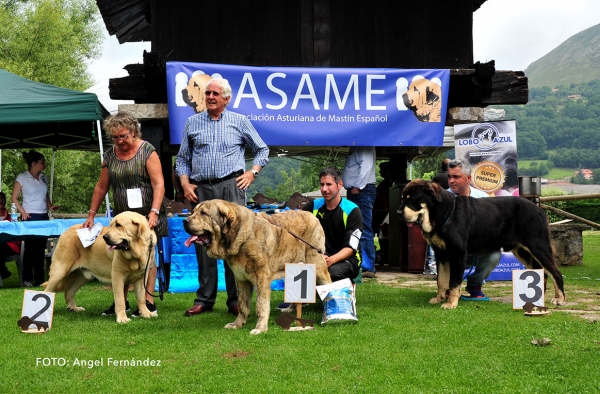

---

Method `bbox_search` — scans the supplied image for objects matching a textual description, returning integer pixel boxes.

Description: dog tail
[41,279,66,292]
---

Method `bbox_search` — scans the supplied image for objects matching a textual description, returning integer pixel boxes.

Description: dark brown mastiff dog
[398,180,565,309]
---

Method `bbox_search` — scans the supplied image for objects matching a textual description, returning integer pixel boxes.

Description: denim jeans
[465,250,502,288]
[347,183,377,272]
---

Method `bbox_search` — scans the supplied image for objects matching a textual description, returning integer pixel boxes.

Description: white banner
[454,120,519,196]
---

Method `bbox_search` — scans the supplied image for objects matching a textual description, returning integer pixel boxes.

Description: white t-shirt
[15,171,48,213]
[448,186,490,199]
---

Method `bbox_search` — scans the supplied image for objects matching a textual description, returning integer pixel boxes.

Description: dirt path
[367,269,600,321]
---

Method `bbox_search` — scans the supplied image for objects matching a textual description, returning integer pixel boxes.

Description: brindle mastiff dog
[398,180,565,309]
[183,199,331,335]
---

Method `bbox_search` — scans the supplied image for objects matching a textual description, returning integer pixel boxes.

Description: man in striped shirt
[175,77,269,317]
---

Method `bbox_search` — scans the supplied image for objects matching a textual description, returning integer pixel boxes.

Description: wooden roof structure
[98,0,488,45]
[96,0,526,112]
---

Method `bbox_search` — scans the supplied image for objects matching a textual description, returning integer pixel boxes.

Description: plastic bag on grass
[316,278,357,324]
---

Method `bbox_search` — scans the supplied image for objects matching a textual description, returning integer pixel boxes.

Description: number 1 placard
[512,269,545,309]
[284,264,316,303]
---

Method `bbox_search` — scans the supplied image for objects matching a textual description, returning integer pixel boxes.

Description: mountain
[525,23,600,88]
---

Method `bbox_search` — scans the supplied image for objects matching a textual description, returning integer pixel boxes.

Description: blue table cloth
[0,217,110,243]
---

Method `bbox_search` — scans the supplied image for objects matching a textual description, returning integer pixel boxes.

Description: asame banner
[166,62,449,147]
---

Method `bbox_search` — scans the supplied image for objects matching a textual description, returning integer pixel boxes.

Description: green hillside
[499,79,600,170]
[525,23,600,88]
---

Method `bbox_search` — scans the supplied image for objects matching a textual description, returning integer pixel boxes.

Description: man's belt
[193,170,243,185]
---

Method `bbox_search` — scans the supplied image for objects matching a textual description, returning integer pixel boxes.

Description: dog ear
[218,204,236,235]
[427,181,443,202]
[130,215,149,239]
[425,85,439,105]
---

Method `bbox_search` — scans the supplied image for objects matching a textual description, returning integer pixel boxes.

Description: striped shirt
[175,109,269,181]
[104,141,168,237]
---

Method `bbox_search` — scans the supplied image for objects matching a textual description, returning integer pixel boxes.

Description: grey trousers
[192,178,244,308]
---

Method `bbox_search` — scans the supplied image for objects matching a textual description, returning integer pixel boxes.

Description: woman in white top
[11,150,59,287]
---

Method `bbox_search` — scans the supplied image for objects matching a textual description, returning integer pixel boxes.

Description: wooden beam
[540,204,599,230]
[107,56,528,107]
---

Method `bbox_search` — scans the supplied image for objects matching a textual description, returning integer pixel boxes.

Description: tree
[2,149,106,214]
[572,168,589,185]
[517,131,547,159]
[411,154,449,180]
[0,0,102,90]
[0,0,105,213]
[264,168,312,201]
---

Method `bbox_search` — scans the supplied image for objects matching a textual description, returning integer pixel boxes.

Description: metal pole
[49,150,56,202]
[97,120,111,218]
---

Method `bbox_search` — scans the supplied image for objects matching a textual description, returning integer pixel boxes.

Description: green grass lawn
[2,234,600,393]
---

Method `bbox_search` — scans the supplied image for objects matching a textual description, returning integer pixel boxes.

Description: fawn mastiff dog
[43,211,157,323]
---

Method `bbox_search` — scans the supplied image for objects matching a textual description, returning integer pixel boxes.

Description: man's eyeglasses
[205,91,221,97]
[111,131,131,141]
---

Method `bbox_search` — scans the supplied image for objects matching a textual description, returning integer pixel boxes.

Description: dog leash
[143,237,166,300]
[267,221,325,255]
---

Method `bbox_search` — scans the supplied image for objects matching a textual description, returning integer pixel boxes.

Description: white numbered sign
[284,263,316,303]
[21,290,56,332]
[512,269,545,309]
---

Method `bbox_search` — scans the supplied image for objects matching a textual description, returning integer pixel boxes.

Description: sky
[87,0,600,111]
[473,0,600,71]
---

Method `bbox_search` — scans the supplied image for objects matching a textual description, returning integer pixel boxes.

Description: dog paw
[551,297,566,306]
[441,302,458,310]
[67,306,85,312]
[250,328,266,335]
[116,317,131,324]
[429,296,443,304]
[224,322,241,330]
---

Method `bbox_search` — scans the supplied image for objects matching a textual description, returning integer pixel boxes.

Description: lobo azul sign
[166,62,449,146]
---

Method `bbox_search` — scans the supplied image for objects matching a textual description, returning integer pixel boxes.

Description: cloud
[86,28,150,112]
[88,1,600,94]
[474,0,600,71]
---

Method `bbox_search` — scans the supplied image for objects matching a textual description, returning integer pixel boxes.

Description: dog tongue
[406,222,414,228]
[184,235,199,248]
[108,245,117,252]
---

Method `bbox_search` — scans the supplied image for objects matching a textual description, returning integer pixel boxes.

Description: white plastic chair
[0,241,25,287]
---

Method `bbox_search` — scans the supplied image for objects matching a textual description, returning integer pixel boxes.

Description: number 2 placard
[284,264,316,303]
[20,290,56,332]
[512,269,545,309]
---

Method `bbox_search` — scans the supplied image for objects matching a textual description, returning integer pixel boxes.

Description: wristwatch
[150,208,160,215]
[251,169,259,178]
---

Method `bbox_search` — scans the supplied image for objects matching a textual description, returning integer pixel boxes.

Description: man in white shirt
[447,158,501,300]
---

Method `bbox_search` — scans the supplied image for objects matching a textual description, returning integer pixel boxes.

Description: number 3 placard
[20,290,56,333]
[512,269,545,309]
[284,264,316,303]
